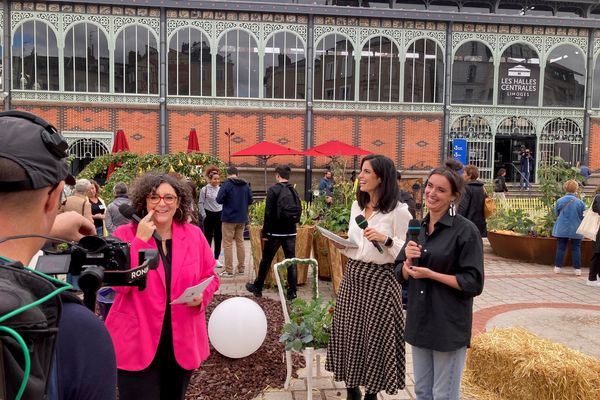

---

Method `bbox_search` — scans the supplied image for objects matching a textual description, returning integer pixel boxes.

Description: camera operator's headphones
[0,110,69,158]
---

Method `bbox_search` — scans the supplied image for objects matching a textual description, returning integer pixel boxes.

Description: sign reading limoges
[500,65,537,100]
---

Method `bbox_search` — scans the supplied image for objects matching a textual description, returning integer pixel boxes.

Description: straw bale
[463,327,600,400]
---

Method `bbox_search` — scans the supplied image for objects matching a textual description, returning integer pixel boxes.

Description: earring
[175,208,184,220]
[449,201,456,217]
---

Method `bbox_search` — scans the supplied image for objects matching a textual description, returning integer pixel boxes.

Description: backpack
[493,178,503,192]
[276,184,302,224]
[0,259,66,400]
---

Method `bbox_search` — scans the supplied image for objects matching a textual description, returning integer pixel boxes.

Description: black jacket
[398,190,417,218]
[458,180,487,237]
[263,182,297,236]
[593,194,600,253]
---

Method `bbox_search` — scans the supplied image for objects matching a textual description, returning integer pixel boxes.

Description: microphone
[118,204,163,242]
[354,214,384,254]
[407,219,421,267]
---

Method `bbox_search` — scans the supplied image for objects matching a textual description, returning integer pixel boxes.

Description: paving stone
[292,389,323,400]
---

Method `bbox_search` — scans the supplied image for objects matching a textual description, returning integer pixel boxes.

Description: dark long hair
[428,159,465,201]
[129,172,192,224]
[356,154,399,213]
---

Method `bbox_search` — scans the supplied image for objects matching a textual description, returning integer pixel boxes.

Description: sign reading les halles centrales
[498,65,539,106]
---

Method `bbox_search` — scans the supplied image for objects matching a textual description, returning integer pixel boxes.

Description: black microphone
[407,219,421,267]
[354,215,384,254]
[118,204,162,242]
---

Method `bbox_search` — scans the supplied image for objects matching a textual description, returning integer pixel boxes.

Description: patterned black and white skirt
[325,258,405,394]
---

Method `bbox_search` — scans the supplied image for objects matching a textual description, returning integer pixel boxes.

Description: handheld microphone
[355,214,384,254]
[118,204,163,242]
[407,219,421,267]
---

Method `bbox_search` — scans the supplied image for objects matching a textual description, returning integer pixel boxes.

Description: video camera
[35,235,159,310]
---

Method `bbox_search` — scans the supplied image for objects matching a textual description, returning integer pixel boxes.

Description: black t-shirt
[89,199,105,229]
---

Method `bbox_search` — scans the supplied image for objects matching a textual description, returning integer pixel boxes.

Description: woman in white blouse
[325,154,411,400]
[199,167,223,260]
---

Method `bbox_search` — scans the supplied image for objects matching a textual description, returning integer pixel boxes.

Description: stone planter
[312,232,332,280]
[249,224,314,287]
[487,231,594,267]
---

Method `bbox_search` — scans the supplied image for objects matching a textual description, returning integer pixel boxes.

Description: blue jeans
[412,345,467,400]
[520,171,530,190]
[555,237,581,269]
[96,225,103,237]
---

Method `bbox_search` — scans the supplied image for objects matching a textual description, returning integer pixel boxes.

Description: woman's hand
[404,241,421,260]
[363,227,387,244]
[405,265,433,280]
[136,209,157,242]
[186,294,203,307]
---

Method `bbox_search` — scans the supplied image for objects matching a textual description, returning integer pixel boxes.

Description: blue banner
[452,139,468,166]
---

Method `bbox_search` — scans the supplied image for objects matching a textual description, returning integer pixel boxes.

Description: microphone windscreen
[118,203,136,219]
[355,214,368,229]
[408,219,421,234]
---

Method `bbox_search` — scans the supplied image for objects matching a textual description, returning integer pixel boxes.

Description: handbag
[576,208,600,240]
[483,187,496,219]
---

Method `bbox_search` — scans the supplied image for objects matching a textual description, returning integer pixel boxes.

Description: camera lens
[78,267,104,293]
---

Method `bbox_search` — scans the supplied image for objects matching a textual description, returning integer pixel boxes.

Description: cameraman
[519,148,534,191]
[0,111,116,400]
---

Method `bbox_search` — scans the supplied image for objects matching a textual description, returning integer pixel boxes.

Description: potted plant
[279,297,334,352]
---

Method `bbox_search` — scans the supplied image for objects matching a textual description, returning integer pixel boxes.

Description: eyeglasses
[147,194,178,205]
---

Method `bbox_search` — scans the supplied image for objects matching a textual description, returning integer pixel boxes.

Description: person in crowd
[246,164,300,300]
[395,159,484,400]
[0,111,116,400]
[61,178,93,224]
[105,182,131,234]
[577,161,590,186]
[88,180,107,236]
[216,165,253,277]
[588,184,600,286]
[552,179,586,276]
[319,169,334,205]
[458,164,487,237]
[397,171,417,218]
[325,154,411,400]
[519,148,534,191]
[199,167,223,260]
[493,168,508,199]
[106,172,219,400]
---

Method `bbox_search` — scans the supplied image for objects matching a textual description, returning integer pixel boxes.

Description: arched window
[264,31,306,99]
[452,41,493,105]
[540,118,582,167]
[12,20,58,90]
[449,115,493,179]
[543,44,585,107]
[64,23,109,92]
[404,38,443,103]
[114,25,158,94]
[314,33,355,101]
[216,29,259,98]
[359,36,400,102]
[168,27,211,96]
[497,116,536,136]
[498,43,540,106]
[592,54,600,108]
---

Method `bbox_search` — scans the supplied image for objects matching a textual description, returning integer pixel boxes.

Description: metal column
[3,0,10,110]
[583,28,595,166]
[159,7,168,154]
[442,22,453,162]
[304,14,314,200]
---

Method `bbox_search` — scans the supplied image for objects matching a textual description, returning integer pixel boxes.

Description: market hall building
[3,0,600,191]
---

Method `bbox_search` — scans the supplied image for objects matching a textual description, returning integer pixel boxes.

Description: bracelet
[384,236,393,247]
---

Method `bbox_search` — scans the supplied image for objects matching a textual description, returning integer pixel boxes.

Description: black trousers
[204,210,222,259]
[117,334,193,400]
[254,235,296,293]
[590,252,600,281]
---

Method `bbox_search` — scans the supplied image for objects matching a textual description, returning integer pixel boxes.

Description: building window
[64,23,109,92]
[452,41,493,105]
[216,29,259,98]
[168,27,211,96]
[264,31,306,99]
[114,25,158,94]
[543,44,585,108]
[404,38,443,103]
[12,20,59,91]
[497,43,540,106]
[358,36,400,102]
[540,118,582,167]
[449,115,493,179]
[314,33,355,101]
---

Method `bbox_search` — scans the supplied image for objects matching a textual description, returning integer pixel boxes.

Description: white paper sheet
[171,275,214,305]
[316,225,358,249]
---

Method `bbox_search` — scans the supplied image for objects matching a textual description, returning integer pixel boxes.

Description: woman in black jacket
[458,164,487,237]
[589,184,600,286]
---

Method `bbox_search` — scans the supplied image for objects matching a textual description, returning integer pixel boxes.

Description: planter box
[312,232,332,280]
[487,231,594,267]
[327,238,349,295]
[249,225,314,287]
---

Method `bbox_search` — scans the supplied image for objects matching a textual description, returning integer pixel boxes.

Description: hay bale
[463,327,600,400]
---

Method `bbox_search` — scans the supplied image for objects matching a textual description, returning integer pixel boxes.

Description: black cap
[0,111,75,192]
[227,165,239,175]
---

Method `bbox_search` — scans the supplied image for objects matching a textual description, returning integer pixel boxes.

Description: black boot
[364,393,377,400]
[346,387,362,400]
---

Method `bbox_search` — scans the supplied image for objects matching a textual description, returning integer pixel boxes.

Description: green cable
[0,326,30,400]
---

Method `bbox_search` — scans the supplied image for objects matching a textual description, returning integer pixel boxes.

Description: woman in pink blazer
[105,173,220,400]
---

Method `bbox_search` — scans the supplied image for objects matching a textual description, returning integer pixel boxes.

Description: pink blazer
[105,222,219,371]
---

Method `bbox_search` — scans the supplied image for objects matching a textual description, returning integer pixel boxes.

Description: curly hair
[205,165,220,180]
[129,172,193,224]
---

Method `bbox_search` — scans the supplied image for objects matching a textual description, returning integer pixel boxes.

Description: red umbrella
[231,141,302,189]
[303,140,372,157]
[108,129,130,178]
[187,128,200,153]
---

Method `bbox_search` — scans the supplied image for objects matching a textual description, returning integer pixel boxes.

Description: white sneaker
[586,279,600,287]
[554,267,561,274]
[575,269,582,276]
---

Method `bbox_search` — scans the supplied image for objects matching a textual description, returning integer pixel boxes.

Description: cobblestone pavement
[213,238,600,400]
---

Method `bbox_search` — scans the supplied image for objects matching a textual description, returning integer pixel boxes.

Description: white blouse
[341,200,411,265]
